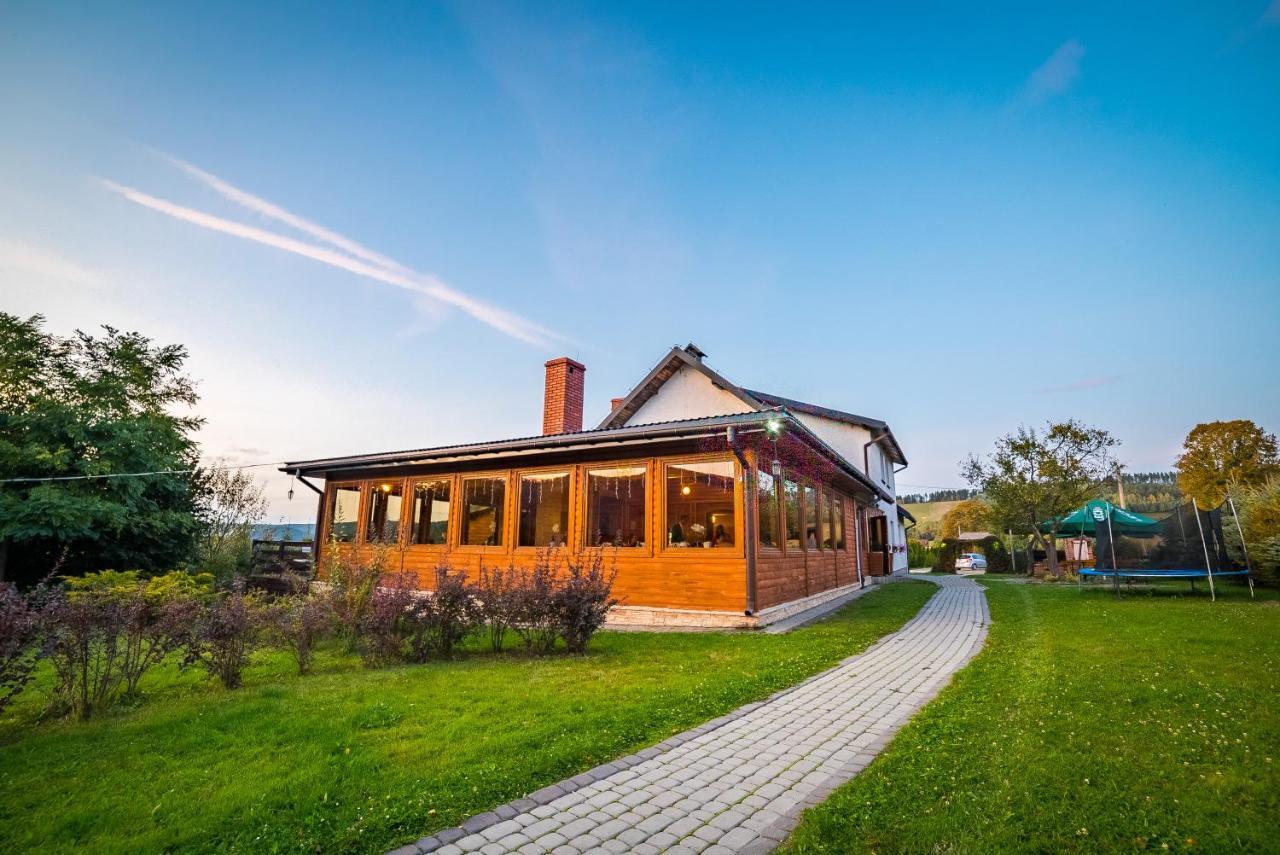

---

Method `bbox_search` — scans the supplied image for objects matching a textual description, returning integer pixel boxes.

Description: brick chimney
[543,357,586,435]
[610,396,626,412]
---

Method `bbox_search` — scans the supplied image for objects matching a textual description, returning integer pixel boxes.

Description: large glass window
[365,482,403,543]
[409,479,451,545]
[783,477,802,549]
[586,465,646,547]
[757,468,779,548]
[832,492,846,549]
[518,471,570,548]
[461,476,506,546]
[821,489,835,549]
[804,484,819,549]
[666,459,736,548]
[329,485,361,542]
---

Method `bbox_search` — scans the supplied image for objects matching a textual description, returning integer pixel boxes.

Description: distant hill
[901,500,963,540]
[252,523,315,542]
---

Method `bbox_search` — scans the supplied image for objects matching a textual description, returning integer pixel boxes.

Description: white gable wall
[624,364,908,571]
[624,365,754,425]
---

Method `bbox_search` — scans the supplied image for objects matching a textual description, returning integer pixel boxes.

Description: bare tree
[197,462,268,581]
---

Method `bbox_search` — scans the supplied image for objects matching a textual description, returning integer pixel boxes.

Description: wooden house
[282,344,910,628]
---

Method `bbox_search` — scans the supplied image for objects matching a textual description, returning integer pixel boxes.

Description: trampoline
[1042,498,1255,601]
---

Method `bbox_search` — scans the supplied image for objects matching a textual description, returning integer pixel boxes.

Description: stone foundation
[607,577,889,630]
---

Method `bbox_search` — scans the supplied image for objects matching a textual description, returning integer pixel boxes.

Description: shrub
[407,568,482,661]
[510,557,560,655]
[1234,478,1280,586]
[553,551,618,654]
[182,585,268,689]
[356,572,417,667]
[267,594,332,675]
[477,564,519,653]
[43,588,129,719]
[39,571,206,718]
[0,583,44,715]
[932,539,961,573]
[981,536,1012,574]
[907,540,935,569]
[323,543,389,651]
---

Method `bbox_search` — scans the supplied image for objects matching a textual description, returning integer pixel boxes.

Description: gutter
[281,413,778,476]
[282,410,891,503]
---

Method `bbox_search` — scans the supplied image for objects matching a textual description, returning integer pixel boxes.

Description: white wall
[781,412,907,571]
[625,366,754,425]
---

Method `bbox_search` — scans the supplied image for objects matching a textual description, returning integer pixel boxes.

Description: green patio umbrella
[1038,500,1161,538]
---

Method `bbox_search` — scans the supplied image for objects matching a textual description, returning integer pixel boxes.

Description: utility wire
[0,460,285,485]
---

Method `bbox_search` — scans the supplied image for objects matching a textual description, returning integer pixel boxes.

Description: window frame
[325,481,365,545]
[782,473,803,552]
[755,461,782,552]
[579,459,653,554]
[405,475,457,550]
[803,481,821,551]
[513,465,575,552]
[831,490,847,551]
[363,478,408,546]
[658,454,744,558]
[455,470,513,553]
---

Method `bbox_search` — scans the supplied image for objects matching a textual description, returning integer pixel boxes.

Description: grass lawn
[784,578,1280,854]
[0,580,934,854]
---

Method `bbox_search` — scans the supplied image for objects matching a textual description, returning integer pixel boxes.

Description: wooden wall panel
[313,449,868,615]
[749,483,862,610]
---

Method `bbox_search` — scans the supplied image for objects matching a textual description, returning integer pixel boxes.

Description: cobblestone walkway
[396,576,988,855]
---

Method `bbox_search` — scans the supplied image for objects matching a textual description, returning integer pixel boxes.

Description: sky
[2,1,1278,522]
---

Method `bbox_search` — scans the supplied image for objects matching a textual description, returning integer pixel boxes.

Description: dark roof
[281,411,892,501]
[744,389,908,466]
[897,505,917,524]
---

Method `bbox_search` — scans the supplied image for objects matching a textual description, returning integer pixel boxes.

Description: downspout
[290,472,326,572]
[854,503,866,589]
[863,431,891,498]
[727,427,757,616]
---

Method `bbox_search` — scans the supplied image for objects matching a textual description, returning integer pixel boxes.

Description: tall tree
[961,420,1117,578]
[1176,420,1279,508]
[0,313,204,584]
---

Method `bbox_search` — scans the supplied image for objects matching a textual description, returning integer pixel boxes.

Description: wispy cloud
[1036,376,1118,395]
[100,178,560,347]
[0,237,105,287]
[1019,39,1086,105]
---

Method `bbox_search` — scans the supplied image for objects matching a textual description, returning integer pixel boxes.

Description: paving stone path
[395,575,988,855]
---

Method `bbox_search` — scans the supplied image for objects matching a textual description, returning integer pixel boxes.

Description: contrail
[160,154,411,275]
[102,179,558,347]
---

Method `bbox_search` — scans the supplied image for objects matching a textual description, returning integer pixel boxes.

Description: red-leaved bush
[476,564,518,653]
[0,583,44,715]
[181,584,268,689]
[552,551,618,654]
[510,558,560,655]
[267,593,333,676]
[409,568,483,660]
[356,572,417,667]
